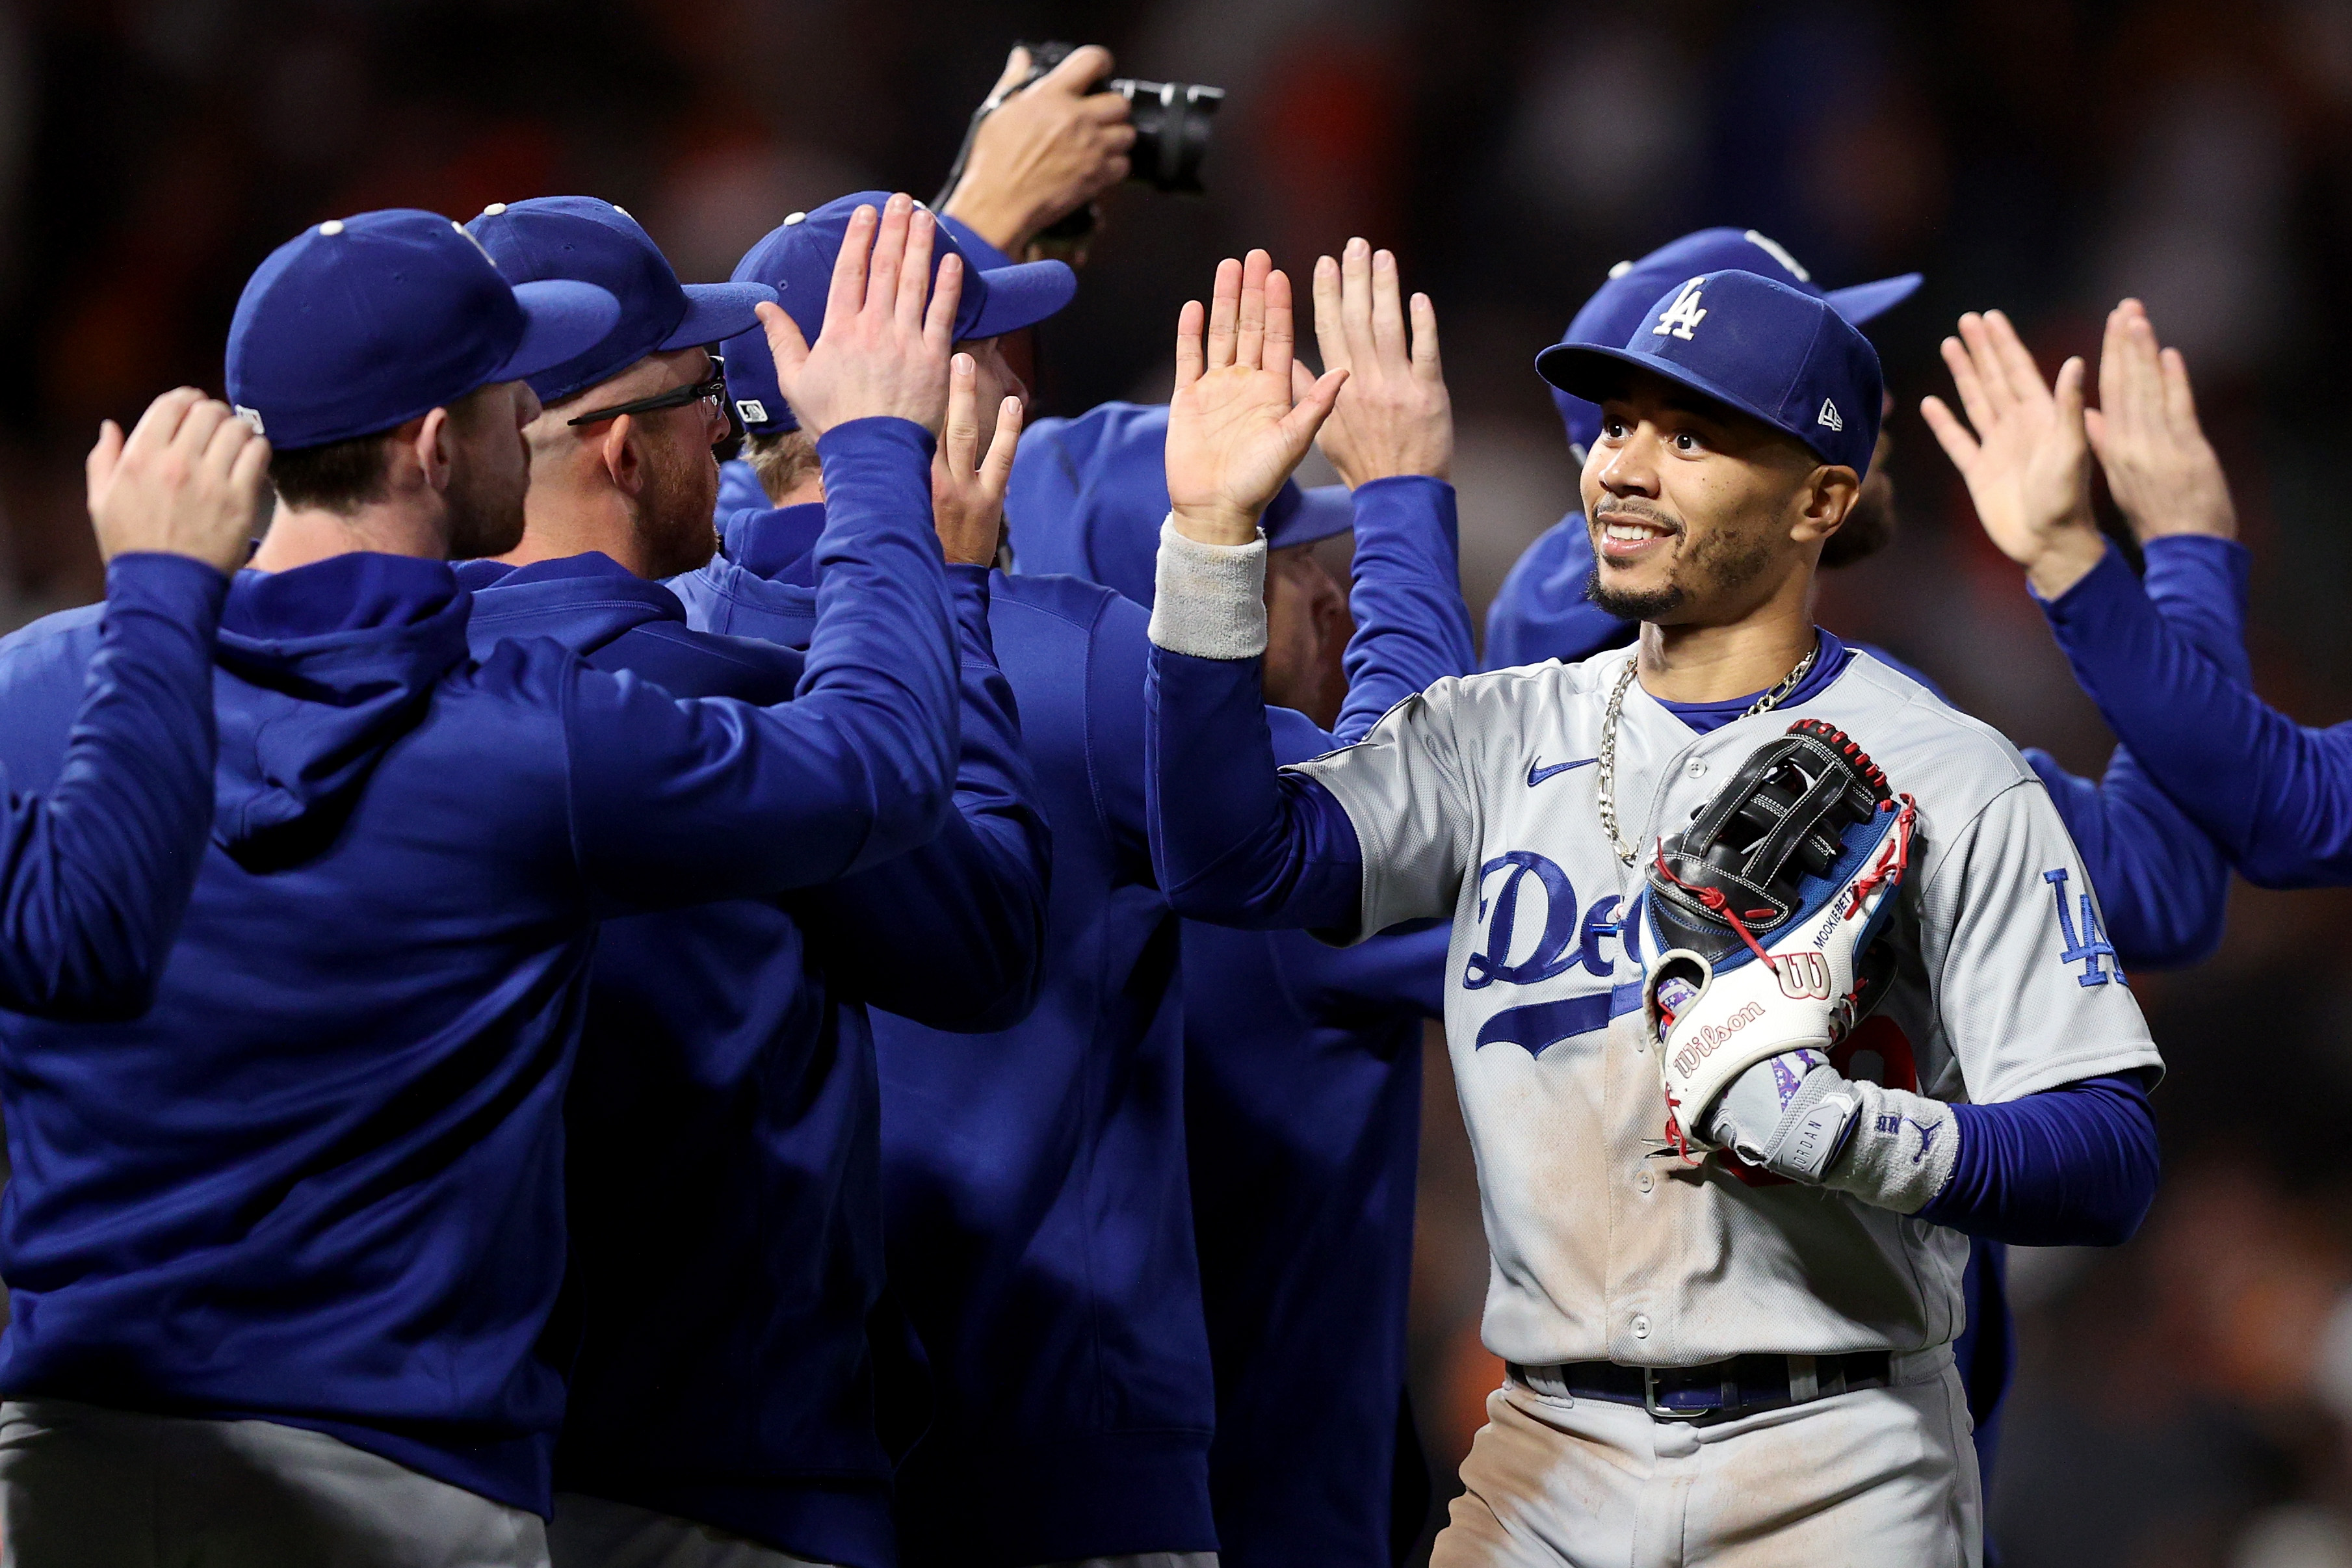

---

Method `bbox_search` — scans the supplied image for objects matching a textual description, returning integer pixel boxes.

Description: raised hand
[1164,250,1349,547]
[86,387,271,574]
[759,194,960,439]
[941,44,1136,258]
[1920,309,2105,599]
[931,352,1022,566]
[1304,238,1451,487]
[2085,298,2236,544]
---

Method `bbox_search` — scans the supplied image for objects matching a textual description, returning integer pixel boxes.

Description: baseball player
[451,196,1051,1568]
[681,197,1466,1568]
[1925,300,2327,887]
[1002,239,1467,1568]
[0,196,973,1566]
[1140,252,2165,1565]
[1485,231,2251,1502]
[0,389,268,1017]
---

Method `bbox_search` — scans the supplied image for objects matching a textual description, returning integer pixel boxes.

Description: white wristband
[1148,516,1268,660]
[1820,1082,1960,1216]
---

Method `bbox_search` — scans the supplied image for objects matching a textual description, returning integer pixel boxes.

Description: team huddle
[0,38,2334,1568]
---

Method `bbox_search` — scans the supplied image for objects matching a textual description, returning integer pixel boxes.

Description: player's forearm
[1147,644,1366,931]
[793,566,1048,1030]
[0,555,228,1019]
[2141,534,2251,683]
[1334,477,1474,744]
[792,418,961,865]
[2043,543,2352,885]
[1914,1075,2160,1247]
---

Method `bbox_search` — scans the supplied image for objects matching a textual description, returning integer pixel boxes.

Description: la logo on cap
[1653,278,1708,342]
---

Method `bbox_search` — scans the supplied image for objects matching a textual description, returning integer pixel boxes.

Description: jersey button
[1637,1169,1655,1194]
[1631,1313,1652,1339]
[1685,757,1708,779]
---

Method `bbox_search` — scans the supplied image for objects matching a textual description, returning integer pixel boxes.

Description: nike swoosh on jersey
[1525,756,1598,787]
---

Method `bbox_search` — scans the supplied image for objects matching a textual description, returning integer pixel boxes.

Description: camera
[1013,41,1223,196]
[937,42,1225,248]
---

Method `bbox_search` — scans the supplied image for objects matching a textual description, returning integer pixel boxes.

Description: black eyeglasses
[568,355,746,458]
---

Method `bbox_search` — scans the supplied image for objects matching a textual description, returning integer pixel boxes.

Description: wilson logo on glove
[1639,718,1918,1164]
[1774,952,1831,1000]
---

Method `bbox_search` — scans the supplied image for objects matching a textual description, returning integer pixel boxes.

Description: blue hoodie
[0,554,231,1020]
[456,549,1047,1568]
[0,418,960,1517]
[1007,400,1472,1566]
[675,501,1214,1567]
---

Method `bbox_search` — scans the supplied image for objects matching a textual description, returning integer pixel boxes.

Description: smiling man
[1139,257,2165,1566]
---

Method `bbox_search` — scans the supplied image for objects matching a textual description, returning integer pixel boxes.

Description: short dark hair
[269,430,394,514]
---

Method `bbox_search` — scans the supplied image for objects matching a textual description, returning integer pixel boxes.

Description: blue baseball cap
[720,192,1077,435]
[225,209,621,451]
[1549,228,1918,456]
[1534,269,1884,476]
[464,196,777,405]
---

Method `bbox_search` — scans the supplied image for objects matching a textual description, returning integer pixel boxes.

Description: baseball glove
[1640,718,1917,1158]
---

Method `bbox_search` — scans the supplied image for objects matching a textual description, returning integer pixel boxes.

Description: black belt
[1508,1350,1893,1422]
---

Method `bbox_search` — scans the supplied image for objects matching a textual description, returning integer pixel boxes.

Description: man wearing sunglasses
[462,196,1052,1568]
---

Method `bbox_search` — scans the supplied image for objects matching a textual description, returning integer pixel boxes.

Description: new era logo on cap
[735,399,768,424]
[1818,399,1843,432]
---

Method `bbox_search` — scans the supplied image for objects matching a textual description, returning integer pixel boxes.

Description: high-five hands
[932,354,1022,567]
[2085,298,2235,544]
[1305,237,1451,487]
[1920,310,2104,599]
[757,194,960,439]
[87,387,272,574]
[1164,250,1349,547]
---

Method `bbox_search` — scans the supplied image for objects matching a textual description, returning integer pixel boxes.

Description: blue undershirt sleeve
[0,555,229,1018]
[1920,1073,2160,1247]
[786,563,1051,1030]
[2025,536,2251,965]
[2040,542,2352,887]
[1333,477,1475,742]
[568,417,960,906]
[1146,644,1366,934]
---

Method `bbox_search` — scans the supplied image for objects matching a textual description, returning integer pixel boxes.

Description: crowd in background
[4,2,2352,1563]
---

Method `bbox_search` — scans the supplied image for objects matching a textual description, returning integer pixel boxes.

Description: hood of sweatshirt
[211,553,471,868]
[457,551,690,660]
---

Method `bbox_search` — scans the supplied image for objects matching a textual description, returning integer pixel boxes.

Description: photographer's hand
[1305,238,1451,486]
[2084,298,2236,543]
[1165,250,1348,547]
[942,45,1135,258]
[1921,309,2106,600]
[759,195,960,438]
[932,353,1023,566]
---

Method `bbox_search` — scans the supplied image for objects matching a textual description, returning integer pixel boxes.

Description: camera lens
[1116,79,1223,194]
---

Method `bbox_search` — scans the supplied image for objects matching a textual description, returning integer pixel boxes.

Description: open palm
[1164,250,1347,546]
[1921,309,2104,597]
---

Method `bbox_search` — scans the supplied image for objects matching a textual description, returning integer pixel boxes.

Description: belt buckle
[1641,1365,1714,1421]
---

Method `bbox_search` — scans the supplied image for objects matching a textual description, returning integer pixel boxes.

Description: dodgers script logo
[1464,852,1628,1058]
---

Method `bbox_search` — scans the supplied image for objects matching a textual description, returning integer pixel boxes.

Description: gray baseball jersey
[1287,645,2161,1370]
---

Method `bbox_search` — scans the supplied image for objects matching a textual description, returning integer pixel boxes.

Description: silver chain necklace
[1594,639,1820,867]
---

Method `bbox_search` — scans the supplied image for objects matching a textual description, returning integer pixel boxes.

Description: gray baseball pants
[1431,1348,1981,1567]
[0,1396,548,1567]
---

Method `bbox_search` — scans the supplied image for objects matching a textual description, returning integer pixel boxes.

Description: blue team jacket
[0,555,229,1019]
[1008,399,1475,1567]
[456,550,1047,1568]
[0,419,962,1515]
[675,503,1214,1567]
